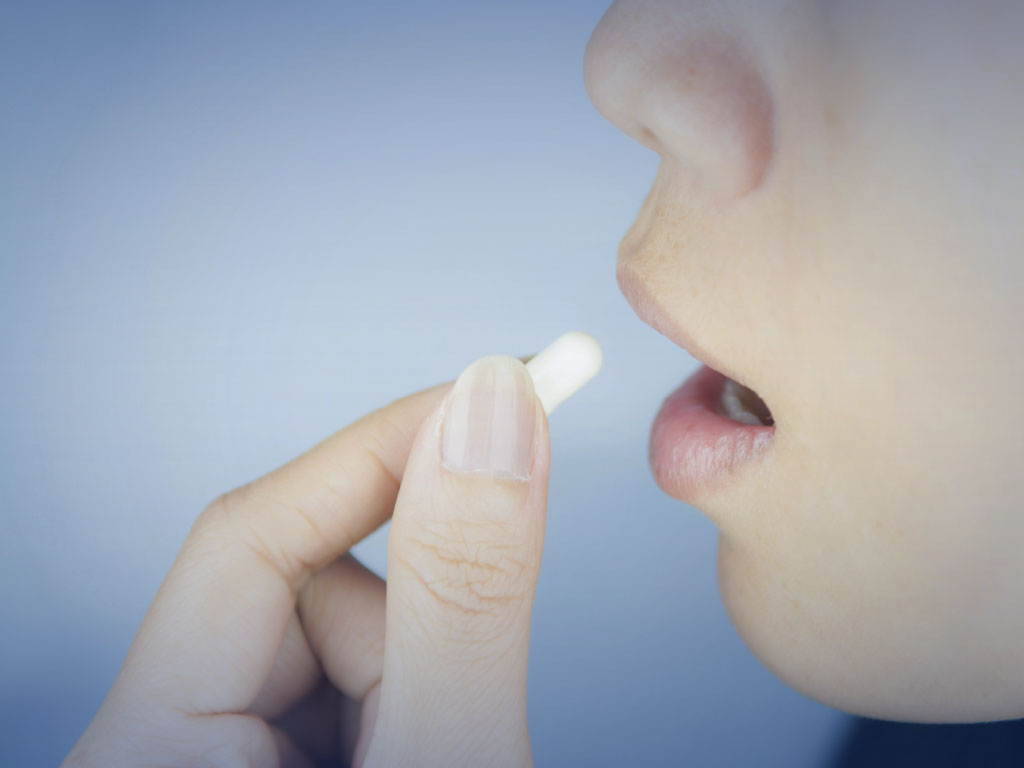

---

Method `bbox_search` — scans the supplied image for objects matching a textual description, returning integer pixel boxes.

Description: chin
[714,533,1024,725]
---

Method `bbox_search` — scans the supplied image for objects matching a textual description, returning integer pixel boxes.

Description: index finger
[207,379,456,588]
[112,379,452,716]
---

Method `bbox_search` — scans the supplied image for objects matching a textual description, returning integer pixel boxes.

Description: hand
[64,354,549,768]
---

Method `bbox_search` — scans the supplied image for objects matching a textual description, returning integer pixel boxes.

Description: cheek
[754,184,1024,720]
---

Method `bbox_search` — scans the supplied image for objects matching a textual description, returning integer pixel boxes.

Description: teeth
[720,378,775,427]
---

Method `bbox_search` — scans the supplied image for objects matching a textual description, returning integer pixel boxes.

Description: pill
[525,331,603,415]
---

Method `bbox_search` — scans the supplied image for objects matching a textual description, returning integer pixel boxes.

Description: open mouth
[719,377,774,427]
[615,261,777,501]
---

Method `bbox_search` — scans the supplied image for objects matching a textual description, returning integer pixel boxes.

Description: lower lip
[649,365,775,503]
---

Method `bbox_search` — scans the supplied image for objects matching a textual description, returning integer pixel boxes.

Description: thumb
[366,355,549,768]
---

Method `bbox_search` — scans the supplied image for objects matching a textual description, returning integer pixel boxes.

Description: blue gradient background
[1,2,848,765]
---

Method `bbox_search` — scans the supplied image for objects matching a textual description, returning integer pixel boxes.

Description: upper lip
[616,260,745,387]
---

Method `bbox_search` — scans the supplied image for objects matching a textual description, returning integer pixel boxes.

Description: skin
[585,0,1024,722]
[64,360,548,768]
[65,1,1024,764]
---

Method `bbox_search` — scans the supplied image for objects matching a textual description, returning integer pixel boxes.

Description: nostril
[636,125,661,152]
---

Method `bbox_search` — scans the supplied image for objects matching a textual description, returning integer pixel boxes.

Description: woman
[64,0,1024,765]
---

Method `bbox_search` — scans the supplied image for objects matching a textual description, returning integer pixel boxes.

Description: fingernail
[441,355,537,480]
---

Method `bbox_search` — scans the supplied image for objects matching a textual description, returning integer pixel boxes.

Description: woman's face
[585,0,1024,722]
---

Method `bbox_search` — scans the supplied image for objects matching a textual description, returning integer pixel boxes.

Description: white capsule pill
[525,331,603,415]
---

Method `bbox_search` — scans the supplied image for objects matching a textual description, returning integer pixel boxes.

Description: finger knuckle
[400,518,533,621]
[195,485,312,587]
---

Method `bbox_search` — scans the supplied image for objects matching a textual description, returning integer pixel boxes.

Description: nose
[583,0,775,198]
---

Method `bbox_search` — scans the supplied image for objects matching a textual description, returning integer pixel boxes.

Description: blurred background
[0,1,855,765]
